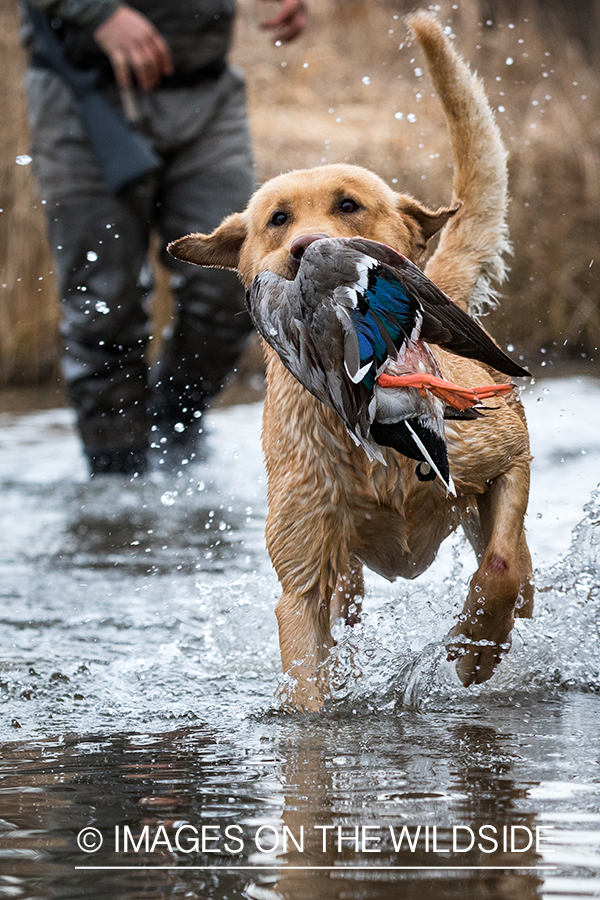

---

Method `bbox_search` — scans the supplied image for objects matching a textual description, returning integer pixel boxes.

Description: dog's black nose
[290,233,329,261]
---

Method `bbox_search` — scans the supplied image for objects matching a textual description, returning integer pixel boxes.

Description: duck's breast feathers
[246,270,333,397]
[245,271,300,367]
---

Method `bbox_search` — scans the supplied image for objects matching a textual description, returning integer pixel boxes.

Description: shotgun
[26,3,161,193]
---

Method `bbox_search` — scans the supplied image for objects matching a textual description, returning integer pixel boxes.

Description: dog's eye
[338,198,360,213]
[269,210,289,227]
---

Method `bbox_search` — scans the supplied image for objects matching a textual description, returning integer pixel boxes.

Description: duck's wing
[341,238,530,379]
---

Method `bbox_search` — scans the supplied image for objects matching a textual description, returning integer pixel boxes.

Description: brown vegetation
[234,0,600,367]
[0,0,58,385]
[0,0,598,386]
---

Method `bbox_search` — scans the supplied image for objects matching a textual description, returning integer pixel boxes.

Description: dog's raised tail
[408,11,509,315]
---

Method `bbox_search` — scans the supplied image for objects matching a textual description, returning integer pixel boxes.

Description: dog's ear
[396,195,462,243]
[167,212,247,270]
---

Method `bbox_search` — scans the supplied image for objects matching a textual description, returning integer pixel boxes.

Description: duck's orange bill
[376,372,515,411]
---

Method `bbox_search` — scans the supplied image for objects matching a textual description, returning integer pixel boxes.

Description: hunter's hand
[260,0,308,43]
[93,5,173,91]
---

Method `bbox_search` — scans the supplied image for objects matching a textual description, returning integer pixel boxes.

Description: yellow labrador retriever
[169,12,533,711]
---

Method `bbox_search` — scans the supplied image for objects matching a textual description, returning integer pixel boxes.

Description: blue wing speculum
[345,265,423,392]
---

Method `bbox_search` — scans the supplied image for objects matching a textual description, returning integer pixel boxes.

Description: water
[1,377,600,899]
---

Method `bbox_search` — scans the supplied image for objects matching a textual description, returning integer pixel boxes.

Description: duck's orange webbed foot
[376,372,515,412]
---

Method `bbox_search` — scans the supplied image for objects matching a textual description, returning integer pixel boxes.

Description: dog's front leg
[448,459,533,686]
[266,498,348,711]
[276,585,335,712]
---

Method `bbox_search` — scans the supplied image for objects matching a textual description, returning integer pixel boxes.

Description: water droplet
[394,111,403,120]
[362,76,371,85]
[15,155,32,166]
[407,113,417,123]
[95,300,109,314]
[174,422,185,433]
[86,251,98,262]
[505,57,514,65]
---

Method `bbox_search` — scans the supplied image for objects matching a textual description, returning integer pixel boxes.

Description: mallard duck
[246,237,529,492]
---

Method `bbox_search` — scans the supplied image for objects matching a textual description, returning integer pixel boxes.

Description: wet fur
[169,12,533,710]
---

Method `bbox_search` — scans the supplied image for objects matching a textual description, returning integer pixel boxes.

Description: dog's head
[168,164,460,284]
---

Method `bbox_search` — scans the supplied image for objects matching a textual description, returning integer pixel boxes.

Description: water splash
[1,386,599,738]
[330,485,600,712]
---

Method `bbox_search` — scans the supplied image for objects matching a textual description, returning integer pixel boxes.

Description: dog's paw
[276,667,328,713]
[446,606,514,686]
[446,632,511,686]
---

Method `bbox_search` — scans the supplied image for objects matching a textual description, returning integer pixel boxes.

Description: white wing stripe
[344,359,373,384]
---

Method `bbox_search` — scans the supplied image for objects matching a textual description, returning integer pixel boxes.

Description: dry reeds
[0,0,58,385]
[1,0,598,387]
[233,0,600,365]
